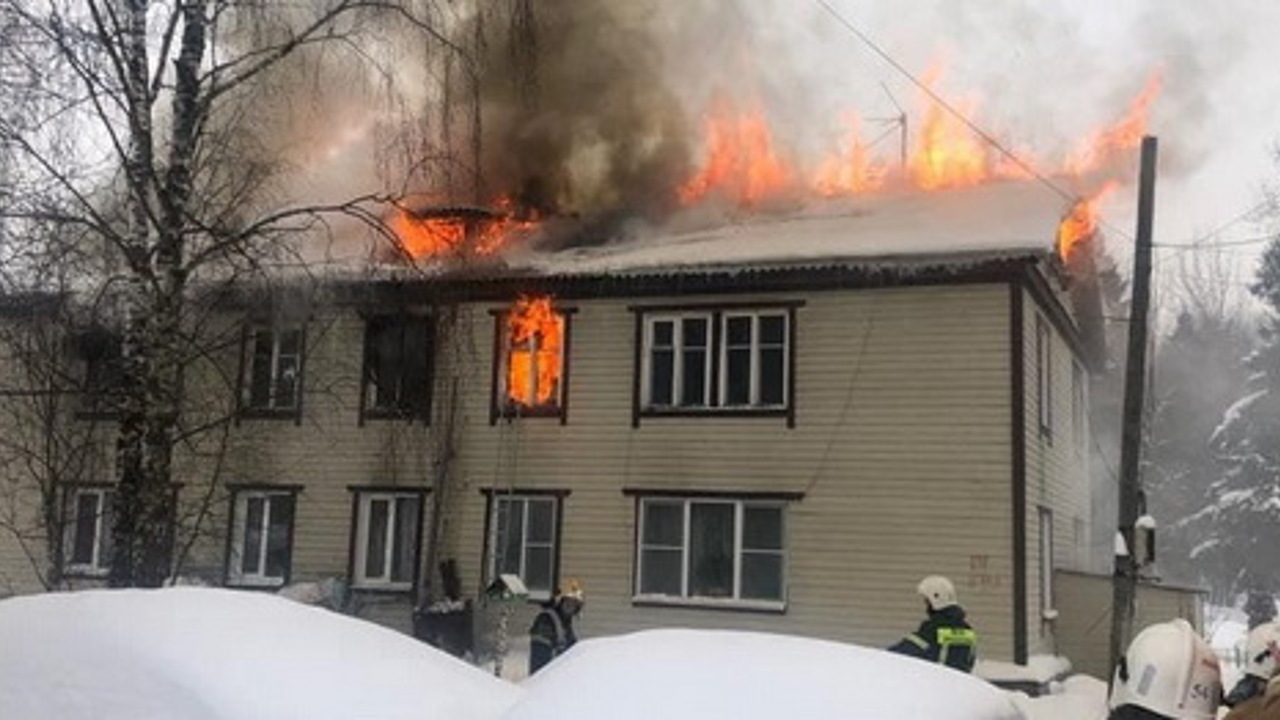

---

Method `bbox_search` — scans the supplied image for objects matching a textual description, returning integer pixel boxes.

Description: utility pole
[1109,136,1159,677]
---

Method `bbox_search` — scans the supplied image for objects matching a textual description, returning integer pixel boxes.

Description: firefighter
[1108,619,1221,720]
[1226,622,1280,709]
[528,578,584,676]
[887,575,978,672]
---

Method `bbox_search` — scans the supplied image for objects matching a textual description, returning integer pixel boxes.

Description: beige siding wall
[1055,570,1204,678]
[1021,287,1092,657]
[441,284,1019,658]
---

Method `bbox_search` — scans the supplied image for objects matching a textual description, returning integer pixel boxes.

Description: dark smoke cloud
[476,0,694,223]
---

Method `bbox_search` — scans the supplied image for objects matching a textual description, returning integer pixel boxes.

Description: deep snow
[0,587,1118,720]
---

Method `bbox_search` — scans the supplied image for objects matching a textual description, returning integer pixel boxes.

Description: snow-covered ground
[0,587,1111,720]
[0,587,520,720]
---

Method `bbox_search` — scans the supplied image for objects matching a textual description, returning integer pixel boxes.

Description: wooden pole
[1109,135,1159,678]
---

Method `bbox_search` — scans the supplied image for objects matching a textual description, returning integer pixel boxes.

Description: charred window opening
[73,326,125,417]
[495,296,567,419]
[363,315,433,420]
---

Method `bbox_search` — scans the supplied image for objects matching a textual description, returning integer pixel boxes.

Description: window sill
[351,582,415,594]
[63,567,110,579]
[631,594,787,614]
[238,408,299,420]
[494,405,564,420]
[362,408,429,423]
[640,407,789,419]
[226,577,286,590]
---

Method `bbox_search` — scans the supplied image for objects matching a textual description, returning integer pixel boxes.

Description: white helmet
[917,576,958,611]
[1109,619,1222,720]
[1244,621,1280,680]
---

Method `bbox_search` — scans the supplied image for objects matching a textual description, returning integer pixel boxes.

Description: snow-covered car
[503,628,1028,720]
[0,587,521,720]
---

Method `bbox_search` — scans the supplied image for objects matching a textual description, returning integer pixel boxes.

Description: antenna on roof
[871,83,908,175]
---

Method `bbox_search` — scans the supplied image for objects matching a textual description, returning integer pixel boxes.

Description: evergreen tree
[1191,238,1280,599]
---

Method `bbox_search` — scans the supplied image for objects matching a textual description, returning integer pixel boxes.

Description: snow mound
[1011,675,1108,720]
[504,628,1026,720]
[0,587,520,720]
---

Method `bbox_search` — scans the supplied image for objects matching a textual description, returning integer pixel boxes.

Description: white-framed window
[351,490,423,590]
[642,314,712,408]
[720,311,788,408]
[635,497,787,607]
[1039,506,1055,619]
[1035,316,1053,437]
[227,489,297,587]
[1072,361,1087,458]
[65,486,114,576]
[245,326,303,411]
[487,493,561,600]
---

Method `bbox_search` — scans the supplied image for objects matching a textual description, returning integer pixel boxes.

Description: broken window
[363,315,433,419]
[636,496,787,605]
[495,297,567,418]
[243,326,303,413]
[227,488,297,587]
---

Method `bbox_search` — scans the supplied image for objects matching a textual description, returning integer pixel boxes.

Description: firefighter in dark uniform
[888,575,978,672]
[528,578,584,676]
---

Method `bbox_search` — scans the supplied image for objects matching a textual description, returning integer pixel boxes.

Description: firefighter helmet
[1109,619,1221,720]
[1244,621,1280,680]
[917,576,958,611]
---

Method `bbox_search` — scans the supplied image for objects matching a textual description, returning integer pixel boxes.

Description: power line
[810,0,1079,210]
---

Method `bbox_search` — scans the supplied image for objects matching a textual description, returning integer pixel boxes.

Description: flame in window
[506,296,563,408]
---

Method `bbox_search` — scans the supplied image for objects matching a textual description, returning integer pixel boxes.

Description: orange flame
[908,70,991,191]
[679,106,792,206]
[506,296,563,407]
[813,114,888,196]
[1065,72,1162,176]
[1056,182,1119,262]
[391,198,538,260]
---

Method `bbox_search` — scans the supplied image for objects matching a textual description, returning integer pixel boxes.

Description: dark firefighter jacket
[887,605,977,672]
[528,604,577,675]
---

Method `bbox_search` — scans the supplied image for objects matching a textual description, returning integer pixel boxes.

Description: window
[350,489,424,590]
[363,315,433,419]
[721,312,788,407]
[1039,507,1055,619]
[485,493,563,600]
[1072,362,1087,458]
[643,314,711,408]
[1035,316,1052,437]
[64,486,114,576]
[635,496,788,607]
[638,305,796,420]
[74,327,124,416]
[243,326,303,412]
[226,488,297,587]
[494,298,569,420]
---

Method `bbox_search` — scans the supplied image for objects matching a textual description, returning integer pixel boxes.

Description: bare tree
[0,1,464,587]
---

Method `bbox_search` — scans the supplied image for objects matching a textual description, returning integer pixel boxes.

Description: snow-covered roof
[511,181,1071,277]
